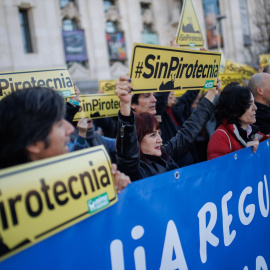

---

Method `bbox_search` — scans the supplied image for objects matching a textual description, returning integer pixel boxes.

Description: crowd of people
[0,48,270,191]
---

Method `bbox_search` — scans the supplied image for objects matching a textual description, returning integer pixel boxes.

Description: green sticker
[87,193,109,214]
[204,80,215,89]
[60,90,71,98]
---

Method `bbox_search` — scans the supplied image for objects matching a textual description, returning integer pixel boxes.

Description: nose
[151,93,157,103]
[253,103,257,111]
[157,133,162,143]
[63,119,74,135]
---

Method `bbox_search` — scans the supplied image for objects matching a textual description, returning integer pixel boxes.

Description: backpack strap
[217,129,232,151]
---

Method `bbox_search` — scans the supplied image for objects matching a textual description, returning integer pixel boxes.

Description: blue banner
[1,140,270,269]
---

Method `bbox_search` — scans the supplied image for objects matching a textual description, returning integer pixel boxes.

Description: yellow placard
[174,89,189,97]
[72,94,120,121]
[176,0,204,48]
[129,43,221,93]
[0,68,75,100]
[0,146,117,262]
[219,73,243,90]
[259,54,270,68]
[224,60,257,81]
[98,80,117,94]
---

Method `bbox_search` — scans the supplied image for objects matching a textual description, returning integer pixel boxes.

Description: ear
[257,86,264,96]
[131,103,137,111]
[26,141,44,155]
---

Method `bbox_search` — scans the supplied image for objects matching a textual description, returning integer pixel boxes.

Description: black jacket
[155,90,200,143]
[116,97,215,181]
[255,101,270,134]
[65,102,80,124]
[155,90,200,166]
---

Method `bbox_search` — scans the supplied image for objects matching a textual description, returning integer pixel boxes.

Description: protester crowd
[0,41,270,190]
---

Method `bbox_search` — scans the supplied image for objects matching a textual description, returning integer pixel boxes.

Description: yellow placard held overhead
[259,54,270,68]
[129,43,221,94]
[224,60,257,81]
[71,93,120,121]
[0,68,75,100]
[219,73,243,90]
[98,80,117,94]
[176,0,204,48]
[0,146,117,262]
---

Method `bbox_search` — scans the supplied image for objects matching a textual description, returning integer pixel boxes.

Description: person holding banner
[115,75,217,181]
[0,87,130,193]
[207,85,269,160]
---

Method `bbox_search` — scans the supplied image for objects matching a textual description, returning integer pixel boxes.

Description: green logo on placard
[87,193,109,213]
[60,90,71,98]
[204,80,215,89]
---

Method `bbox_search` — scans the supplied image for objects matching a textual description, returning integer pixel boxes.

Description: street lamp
[216,14,226,52]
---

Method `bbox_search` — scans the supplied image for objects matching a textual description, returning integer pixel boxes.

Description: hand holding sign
[111,163,131,194]
[115,75,133,116]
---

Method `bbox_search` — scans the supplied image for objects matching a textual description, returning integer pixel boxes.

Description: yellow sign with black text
[72,94,120,121]
[224,60,257,81]
[219,73,243,90]
[98,80,117,94]
[0,68,75,100]
[129,43,221,93]
[176,0,204,47]
[259,54,270,68]
[0,146,117,262]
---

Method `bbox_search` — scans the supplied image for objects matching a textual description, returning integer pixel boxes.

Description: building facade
[0,0,265,90]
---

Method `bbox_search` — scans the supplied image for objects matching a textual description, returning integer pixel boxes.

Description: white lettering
[160,220,188,270]
[222,191,236,246]
[256,255,268,270]
[258,175,269,218]
[110,239,125,270]
[132,226,146,270]
[238,186,255,225]
[198,202,219,263]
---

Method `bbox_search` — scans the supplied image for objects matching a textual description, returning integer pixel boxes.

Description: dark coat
[116,97,215,181]
[254,101,270,135]
[155,90,200,143]
[155,90,200,166]
[65,102,80,124]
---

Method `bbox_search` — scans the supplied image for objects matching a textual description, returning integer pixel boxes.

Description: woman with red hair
[115,75,220,182]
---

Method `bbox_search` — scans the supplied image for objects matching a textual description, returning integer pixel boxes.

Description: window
[104,0,114,12]
[140,2,159,45]
[62,19,78,31]
[59,0,75,9]
[19,9,33,53]
[239,0,251,46]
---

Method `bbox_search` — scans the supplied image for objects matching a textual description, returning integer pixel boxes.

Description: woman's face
[167,91,175,107]
[238,94,257,129]
[140,129,163,156]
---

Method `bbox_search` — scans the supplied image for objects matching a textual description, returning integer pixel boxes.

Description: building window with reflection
[202,0,224,49]
[104,0,127,65]
[141,2,158,45]
[62,18,78,31]
[19,9,33,53]
[239,0,251,46]
[59,0,76,9]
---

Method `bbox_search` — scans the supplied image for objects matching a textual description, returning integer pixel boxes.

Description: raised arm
[115,75,133,116]
[115,75,142,181]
